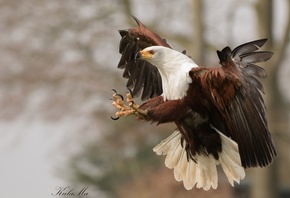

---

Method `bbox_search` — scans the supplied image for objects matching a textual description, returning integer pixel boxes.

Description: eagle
[111,16,276,190]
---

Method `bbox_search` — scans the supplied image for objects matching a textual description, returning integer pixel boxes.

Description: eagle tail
[211,126,246,186]
[153,129,245,190]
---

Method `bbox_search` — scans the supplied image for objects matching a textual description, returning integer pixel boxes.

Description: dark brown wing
[191,39,276,168]
[118,16,171,100]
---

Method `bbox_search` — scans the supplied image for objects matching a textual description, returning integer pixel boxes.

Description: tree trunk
[191,0,205,65]
[250,0,280,197]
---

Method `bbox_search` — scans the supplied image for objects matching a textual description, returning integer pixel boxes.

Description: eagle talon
[111,89,147,119]
[127,88,133,96]
[127,93,139,111]
[110,116,119,120]
[111,90,135,118]
[125,93,148,118]
[126,92,134,103]
[112,89,124,101]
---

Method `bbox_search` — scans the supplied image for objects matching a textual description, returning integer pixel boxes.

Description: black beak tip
[135,52,141,59]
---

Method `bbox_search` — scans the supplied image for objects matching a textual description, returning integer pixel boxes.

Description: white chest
[159,63,195,101]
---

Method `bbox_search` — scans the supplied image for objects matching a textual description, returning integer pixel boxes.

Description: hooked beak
[135,51,141,59]
[135,50,153,60]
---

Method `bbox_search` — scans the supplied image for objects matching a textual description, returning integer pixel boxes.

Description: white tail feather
[153,128,245,190]
[211,126,246,186]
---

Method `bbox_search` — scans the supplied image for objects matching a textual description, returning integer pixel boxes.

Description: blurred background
[0,0,289,197]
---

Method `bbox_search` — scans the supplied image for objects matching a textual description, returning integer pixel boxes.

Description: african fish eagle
[111,16,276,190]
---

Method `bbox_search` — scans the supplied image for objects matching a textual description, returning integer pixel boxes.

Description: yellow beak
[136,50,153,60]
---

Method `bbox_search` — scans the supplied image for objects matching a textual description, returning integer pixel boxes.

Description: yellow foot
[111,89,147,120]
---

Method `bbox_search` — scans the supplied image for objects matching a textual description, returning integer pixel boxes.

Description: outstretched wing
[118,16,171,100]
[191,39,276,168]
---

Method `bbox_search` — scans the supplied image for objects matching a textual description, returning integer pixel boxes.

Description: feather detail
[153,130,218,190]
[211,126,246,186]
[153,128,245,190]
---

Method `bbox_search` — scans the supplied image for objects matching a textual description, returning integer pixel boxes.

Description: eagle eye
[149,50,155,55]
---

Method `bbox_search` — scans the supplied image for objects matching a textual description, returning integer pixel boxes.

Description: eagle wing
[118,16,171,100]
[191,39,276,168]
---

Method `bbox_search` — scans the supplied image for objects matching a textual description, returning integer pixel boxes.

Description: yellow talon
[111,89,147,119]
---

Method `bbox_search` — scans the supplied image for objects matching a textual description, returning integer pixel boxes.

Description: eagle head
[136,46,197,72]
[136,46,166,64]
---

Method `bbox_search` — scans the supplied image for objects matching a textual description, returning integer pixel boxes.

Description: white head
[136,46,198,100]
[136,46,194,71]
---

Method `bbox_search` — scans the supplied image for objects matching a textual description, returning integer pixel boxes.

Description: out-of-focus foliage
[0,0,123,122]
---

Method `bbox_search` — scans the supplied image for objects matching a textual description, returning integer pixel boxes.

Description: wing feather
[231,38,268,58]
[243,63,267,78]
[221,39,276,167]
[192,39,276,168]
[238,51,273,67]
[117,16,170,100]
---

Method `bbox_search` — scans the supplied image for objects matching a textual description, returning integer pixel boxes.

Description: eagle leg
[126,92,148,118]
[111,91,133,117]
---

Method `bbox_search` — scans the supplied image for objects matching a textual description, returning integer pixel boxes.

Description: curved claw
[112,89,117,94]
[110,116,119,120]
[127,88,133,96]
[111,89,124,100]
[117,94,124,101]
